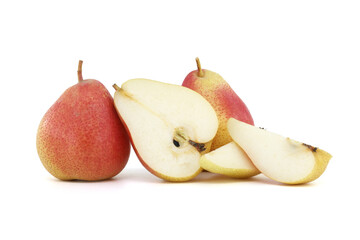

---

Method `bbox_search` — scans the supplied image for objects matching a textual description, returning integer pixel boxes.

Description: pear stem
[196,57,204,77]
[113,84,121,91]
[77,60,84,82]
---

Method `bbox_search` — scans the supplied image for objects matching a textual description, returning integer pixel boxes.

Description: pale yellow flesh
[200,142,259,178]
[227,118,332,184]
[114,79,218,181]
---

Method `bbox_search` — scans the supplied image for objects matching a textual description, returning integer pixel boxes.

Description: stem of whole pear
[77,60,84,82]
[196,57,204,77]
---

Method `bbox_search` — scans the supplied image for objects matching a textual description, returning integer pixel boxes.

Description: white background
[1,0,359,239]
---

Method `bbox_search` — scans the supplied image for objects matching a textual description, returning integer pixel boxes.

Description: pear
[36,60,130,181]
[200,142,260,178]
[227,118,332,184]
[182,58,254,150]
[113,79,218,182]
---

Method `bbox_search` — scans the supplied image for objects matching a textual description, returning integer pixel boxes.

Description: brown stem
[113,84,121,91]
[196,57,204,77]
[189,140,206,152]
[77,60,84,82]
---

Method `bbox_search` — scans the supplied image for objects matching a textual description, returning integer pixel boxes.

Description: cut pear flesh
[113,79,218,181]
[227,118,332,184]
[200,142,260,178]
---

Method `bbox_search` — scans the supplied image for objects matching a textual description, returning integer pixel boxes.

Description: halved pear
[227,118,332,184]
[200,142,260,178]
[113,79,218,182]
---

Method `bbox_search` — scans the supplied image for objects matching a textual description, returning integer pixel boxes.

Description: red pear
[36,61,130,181]
[182,58,254,150]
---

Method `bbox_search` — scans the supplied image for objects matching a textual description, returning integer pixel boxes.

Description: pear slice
[227,118,332,184]
[200,142,260,178]
[113,79,218,182]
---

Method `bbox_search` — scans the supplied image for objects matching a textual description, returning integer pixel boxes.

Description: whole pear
[182,58,254,150]
[36,61,130,181]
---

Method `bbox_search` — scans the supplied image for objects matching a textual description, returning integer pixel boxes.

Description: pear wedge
[227,118,332,184]
[200,142,260,178]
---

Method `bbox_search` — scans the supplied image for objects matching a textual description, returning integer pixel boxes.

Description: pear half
[227,118,332,184]
[113,79,218,182]
[200,142,260,178]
